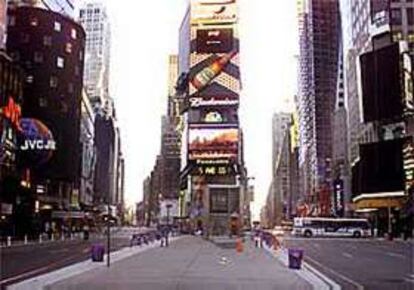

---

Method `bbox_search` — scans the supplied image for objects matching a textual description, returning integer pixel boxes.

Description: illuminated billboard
[18,118,56,166]
[196,28,233,53]
[191,0,238,25]
[188,127,238,161]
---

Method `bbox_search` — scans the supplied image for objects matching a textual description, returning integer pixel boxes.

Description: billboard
[352,139,405,196]
[191,0,238,25]
[188,96,239,108]
[360,43,403,123]
[18,118,56,166]
[196,28,233,54]
[188,127,238,162]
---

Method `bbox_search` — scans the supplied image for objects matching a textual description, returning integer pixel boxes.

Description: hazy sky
[100,0,298,219]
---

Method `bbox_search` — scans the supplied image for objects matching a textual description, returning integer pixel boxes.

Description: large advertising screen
[188,127,238,161]
[196,28,233,54]
[191,0,238,24]
[360,43,402,123]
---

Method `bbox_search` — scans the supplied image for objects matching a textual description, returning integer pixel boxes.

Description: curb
[6,236,183,290]
[263,244,341,290]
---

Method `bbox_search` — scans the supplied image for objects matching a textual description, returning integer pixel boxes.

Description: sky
[100,0,299,219]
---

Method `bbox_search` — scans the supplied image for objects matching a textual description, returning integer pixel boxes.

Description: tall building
[8,0,75,18]
[178,0,247,235]
[78,1,111,108]
[0,50,23,235]
[272,113,291,176]
[297,0,341,216]
[79,91,96,208]
[1,0,6,48]
[6,6,85,234]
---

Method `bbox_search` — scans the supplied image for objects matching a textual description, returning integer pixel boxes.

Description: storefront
[353,192,407,237]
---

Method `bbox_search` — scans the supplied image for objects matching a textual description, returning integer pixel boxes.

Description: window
[43,35,52,46]
[407,8,414,25]
[54,21,61,32]
[8,16,16,26]
[30,17,38,26]
[60,101,68,113]
[75,65,80,76]
[39,97,47,107]
[26,75,34,83]
[68,83,74,93]
[65,43,73,54]
[34,52,43,63]
[71,28,77,39]
[50,76,58,88]
[57,56,64,68]
[21,33,30,43]
[391,8,402,25]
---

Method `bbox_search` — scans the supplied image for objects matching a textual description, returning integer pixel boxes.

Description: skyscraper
[297,0,341,216]
[78,1,111,108]
[178,0,247,235]
[0,0,6,49]
[272,112,291,176]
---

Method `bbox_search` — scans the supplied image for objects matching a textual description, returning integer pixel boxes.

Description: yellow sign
[354,197,404,209]
[191,0,238,25]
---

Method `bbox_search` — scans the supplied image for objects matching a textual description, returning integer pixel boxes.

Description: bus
[292,217,371,238]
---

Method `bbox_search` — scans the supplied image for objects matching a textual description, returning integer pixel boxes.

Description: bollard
[51,233,55,241]
[24,235,28,245]
[39,234,43,243]
[70,233,74,240]
[7,236,11,247]
[61,233,65,241]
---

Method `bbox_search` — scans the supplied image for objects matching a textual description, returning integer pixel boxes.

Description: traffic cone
[236,238,243,253]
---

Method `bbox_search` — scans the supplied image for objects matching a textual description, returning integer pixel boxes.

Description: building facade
[0,50,23,235]
[78,1,111,108]
[8,0,75,18]
[178,0,248,235]
[6,6,85,234]
[297,0,341,216]
[79,91,95,208]
[1,0,6,49]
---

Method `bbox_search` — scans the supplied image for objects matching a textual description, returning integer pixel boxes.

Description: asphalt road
[283,237,414,290]
[47,236,311,290]
[0,228,144,289]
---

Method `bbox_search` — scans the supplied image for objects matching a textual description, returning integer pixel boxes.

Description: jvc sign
[20,139,56,151]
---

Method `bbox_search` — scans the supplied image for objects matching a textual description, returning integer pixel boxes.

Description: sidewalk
[38,236,311,290]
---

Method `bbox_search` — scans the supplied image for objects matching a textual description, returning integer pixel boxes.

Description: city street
[284,237,414,290]
[0,228,143,289]
[45,236,311,290]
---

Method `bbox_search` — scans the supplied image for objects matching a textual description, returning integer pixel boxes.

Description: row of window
[8,15,78,40]
[26,74,75,93]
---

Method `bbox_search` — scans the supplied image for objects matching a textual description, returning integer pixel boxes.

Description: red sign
[1,97,22,131]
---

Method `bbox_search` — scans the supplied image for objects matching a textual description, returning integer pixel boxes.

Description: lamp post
[166,203,172,247]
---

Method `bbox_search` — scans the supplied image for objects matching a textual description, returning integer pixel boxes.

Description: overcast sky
[99,0,298,219]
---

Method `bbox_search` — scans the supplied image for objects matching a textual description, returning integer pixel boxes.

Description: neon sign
[0,97,22,131]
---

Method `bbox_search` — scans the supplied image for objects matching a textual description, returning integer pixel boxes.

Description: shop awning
[353,192,406,210]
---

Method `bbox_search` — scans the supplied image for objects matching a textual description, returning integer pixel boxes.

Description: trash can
[288,248,303,270]
[91,244,105,262]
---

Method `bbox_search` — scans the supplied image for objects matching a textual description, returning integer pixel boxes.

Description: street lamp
[166,203,172,247]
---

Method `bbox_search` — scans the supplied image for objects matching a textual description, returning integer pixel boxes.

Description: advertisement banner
[188,96,239,108]
[191,0,238,25]
[188,127,238,161]
[196,28,233,54]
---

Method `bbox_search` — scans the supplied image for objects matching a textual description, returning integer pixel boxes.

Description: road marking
[386,252,406,259]
[305,256,364,290]
[263,244,340,290]
[342,252,353,259]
